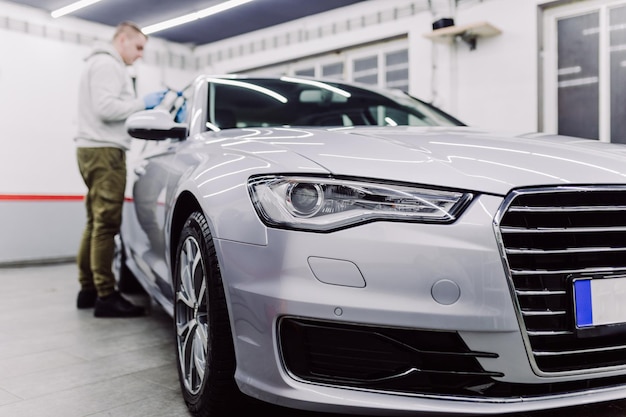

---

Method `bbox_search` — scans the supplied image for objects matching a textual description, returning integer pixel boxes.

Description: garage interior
[2,0,626,416]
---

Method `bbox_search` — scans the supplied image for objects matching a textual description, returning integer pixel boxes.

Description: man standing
[75,21,165,317]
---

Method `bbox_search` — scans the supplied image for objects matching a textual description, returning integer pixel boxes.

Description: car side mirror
[126,109,188,141]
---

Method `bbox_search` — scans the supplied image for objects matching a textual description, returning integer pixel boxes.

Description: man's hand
[143,90,167,109]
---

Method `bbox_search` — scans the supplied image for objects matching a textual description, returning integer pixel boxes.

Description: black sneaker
[94,291,145,318]
[77,289,97,309]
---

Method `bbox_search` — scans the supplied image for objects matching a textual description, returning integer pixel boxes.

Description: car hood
[211,126,626,195]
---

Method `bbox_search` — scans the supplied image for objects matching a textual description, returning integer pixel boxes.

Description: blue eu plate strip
[574,280,593,327]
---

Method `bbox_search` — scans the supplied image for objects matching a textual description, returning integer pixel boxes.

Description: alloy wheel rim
[175,236,209,395]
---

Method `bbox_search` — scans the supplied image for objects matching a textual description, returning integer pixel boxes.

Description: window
[204,78,461,130]
[322,62,344,79]
[295,68,315,77]
[543,0,626,143]
[239,41,409,92]
[385,49,409,91]
[353,56,378,85]
[610,4,626,143]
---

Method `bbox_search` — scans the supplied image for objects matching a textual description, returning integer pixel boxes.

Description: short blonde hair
[113,21,146,40]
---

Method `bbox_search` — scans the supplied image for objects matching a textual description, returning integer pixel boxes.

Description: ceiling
[8,0,368,46]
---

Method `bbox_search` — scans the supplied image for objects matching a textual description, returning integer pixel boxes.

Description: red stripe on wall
[0,195,138,203]
[0,194,84,202]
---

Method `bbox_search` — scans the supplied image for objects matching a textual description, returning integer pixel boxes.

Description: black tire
[174,211,242,416]
[114,234,145,294]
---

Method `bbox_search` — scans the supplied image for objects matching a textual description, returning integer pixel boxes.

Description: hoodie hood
[84,41,123,64]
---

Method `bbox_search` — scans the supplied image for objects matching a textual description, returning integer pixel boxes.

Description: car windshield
[205,77,464,130]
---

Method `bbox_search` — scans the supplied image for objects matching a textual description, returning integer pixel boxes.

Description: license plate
[574,276,626,328]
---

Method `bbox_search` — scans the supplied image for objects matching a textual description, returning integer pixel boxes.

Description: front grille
[497,186,626,373]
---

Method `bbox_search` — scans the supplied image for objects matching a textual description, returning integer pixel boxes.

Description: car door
[122,138,179,300]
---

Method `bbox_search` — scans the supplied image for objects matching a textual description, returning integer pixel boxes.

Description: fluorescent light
[143,0,254,35]
[51,0,104,18]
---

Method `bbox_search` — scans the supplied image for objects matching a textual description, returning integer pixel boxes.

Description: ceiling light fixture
[51,0,104,18]
[142,0,255,35]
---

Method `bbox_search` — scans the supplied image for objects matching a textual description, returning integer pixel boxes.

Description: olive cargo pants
[76,147,126,298]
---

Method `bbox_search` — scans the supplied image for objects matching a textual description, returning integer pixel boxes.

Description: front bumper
[213,193,626,415]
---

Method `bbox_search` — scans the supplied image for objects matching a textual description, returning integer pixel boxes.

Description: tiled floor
[2,262,626,417]
[0,262,334,417]
[0,262,190,417]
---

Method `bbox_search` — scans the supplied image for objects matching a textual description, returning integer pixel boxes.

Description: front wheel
[173,211,242,416]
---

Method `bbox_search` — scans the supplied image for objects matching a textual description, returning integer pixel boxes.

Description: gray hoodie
[74,42,145,150]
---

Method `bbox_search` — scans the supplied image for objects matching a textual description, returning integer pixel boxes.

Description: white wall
[454,0,540,132]
[0,2,194,194]
[0,0,559,264]
[0,1,196,264]
[193,0,542,133]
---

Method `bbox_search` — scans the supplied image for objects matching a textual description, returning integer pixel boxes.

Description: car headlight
[248,175,474,232]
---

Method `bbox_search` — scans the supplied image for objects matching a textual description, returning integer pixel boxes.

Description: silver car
[120,74,626,416]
